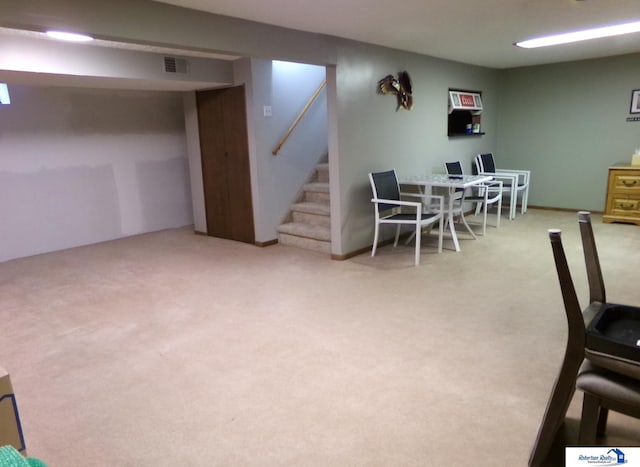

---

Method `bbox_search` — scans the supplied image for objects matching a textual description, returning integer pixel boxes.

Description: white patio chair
[473,152,530,220]
[444,161,502,235]
[368,169,444,266]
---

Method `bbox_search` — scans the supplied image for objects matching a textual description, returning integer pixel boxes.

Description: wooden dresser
[603,163,640,225]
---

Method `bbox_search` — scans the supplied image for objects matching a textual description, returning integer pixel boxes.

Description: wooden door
[197,86,255,244]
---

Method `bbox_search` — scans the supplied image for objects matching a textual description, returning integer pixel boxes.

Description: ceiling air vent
[163,56,188,74]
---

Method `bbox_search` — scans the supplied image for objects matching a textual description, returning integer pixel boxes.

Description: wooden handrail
[272,80,326,156]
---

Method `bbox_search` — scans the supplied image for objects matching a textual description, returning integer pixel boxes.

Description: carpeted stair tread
[303,182,329,193]
[277,222,330,241]
[291,202,330,215]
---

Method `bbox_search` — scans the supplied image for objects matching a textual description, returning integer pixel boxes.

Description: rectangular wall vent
[163,56,188,74]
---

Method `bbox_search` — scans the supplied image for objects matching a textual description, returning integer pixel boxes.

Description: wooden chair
[577,211,640,380]
[575,211,640,443]
[368,169,444,266]
[575,360,640,444]
[529,213,640,466]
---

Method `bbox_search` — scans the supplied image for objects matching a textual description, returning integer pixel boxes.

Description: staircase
[277,162,331,254]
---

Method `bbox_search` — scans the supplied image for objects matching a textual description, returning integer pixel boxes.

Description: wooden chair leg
[597,407,609,437]
[578,392,600,445]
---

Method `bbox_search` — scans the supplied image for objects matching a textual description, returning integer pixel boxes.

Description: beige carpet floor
[1,209,640,466]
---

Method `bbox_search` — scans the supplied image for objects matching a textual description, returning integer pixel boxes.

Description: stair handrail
[272,80,326,156]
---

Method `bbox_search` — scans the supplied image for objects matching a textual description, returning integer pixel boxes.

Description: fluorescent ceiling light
[45,30,94,42]
[0,83,10,105]
[516,20,640,48]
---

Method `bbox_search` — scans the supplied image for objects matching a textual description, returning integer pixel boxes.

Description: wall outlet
[263,106,272,117]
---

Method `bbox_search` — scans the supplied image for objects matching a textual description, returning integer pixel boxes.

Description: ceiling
[2,0,640,91]
[153,0,640,69]
[0,27,239,92]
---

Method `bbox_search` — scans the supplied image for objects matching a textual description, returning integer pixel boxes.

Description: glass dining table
[399,174,494,252]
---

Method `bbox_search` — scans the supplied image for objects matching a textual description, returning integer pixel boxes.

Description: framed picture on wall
[630,89,640,114]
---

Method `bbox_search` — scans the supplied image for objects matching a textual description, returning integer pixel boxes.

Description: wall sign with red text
[448,90,483,114]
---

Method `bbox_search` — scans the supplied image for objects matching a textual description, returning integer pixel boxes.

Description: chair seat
[464,194,488,202]
[576,360,640,445]
[586,349,640,380]
[383,212,440,222]
[577,361,640,411]
[501,182,526,189]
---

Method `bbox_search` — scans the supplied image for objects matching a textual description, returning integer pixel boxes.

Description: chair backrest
[444,161,463,175]
[444,161,465,194]
[472,154,481,175]
[369,170,401,212]
[578,211,606,304]
[479,153,497,173]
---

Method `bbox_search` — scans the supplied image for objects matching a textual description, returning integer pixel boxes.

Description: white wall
[0,85,193,262]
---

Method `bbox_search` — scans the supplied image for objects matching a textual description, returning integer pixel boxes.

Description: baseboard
[199,207,602,260]
[331,238,398,261]
[193,230,277,247]
[332,206,605,261]
[331,247,368,261]
[527,205,604,214]
[255,239,278,247]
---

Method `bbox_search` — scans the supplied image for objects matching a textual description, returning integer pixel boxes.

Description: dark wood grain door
[197,86,255,244]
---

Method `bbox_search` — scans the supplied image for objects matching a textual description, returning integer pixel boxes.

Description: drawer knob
[622,179,639,187]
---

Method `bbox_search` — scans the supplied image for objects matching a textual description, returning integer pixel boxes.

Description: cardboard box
[0,367,26,452]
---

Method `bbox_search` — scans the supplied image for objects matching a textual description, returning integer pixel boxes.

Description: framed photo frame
[630,89,640,114]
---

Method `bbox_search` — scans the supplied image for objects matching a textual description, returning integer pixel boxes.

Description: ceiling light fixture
[516,20,640,48]
[45,30,94,42]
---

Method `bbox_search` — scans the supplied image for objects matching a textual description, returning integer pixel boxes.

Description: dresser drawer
[608,170,640,193]
[606,194,640,217]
